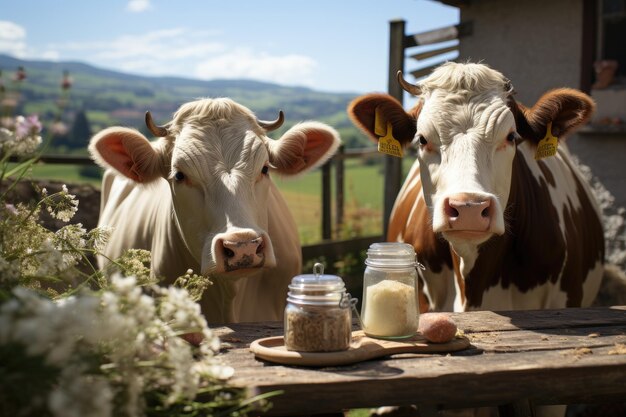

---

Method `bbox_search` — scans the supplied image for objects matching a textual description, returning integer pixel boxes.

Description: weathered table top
[213,306,626,416]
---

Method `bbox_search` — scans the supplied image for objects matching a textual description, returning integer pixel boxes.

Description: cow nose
[220,237,265,271]
[443,194,492,231]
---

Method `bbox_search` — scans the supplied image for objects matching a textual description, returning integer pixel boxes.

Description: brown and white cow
[90,98,340,323]
[349,62,604,313]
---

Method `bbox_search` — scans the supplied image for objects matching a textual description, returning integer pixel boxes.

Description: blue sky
[0,0,458,93]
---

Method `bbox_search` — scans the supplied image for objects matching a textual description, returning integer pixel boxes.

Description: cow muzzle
[222,237,265,271]
[434,192,504,241]
[211,231,276,274]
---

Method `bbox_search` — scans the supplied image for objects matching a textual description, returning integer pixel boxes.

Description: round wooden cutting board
[250,330,470,367]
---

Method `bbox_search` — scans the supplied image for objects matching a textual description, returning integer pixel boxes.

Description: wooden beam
[404,21,473,48]
[410,63,445,80]
[321,160,332,240]
[385,20,406,239]
[335,145,345,230]
[580,0,597,94]
[409,45,458,61]
[434,0,471,8]
[302,235,382,262]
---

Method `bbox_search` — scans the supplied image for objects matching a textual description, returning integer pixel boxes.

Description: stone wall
[2,180,101,232]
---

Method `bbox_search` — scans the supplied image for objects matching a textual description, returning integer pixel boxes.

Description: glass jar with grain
[361,242,420,339]
[284,264,354,352]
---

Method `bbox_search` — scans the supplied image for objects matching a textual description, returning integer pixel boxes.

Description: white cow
[90,98,340,323]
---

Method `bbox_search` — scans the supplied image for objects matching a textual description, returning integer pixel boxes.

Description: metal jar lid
[365,242,417,268]
[287,263,347,306]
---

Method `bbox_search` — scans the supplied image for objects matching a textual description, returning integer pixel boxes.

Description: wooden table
[213,306,626,416]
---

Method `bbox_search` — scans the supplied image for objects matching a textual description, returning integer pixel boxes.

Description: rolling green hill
[0,54,371,150]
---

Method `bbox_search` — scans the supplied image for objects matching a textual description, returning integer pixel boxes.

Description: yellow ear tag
[375,107,403,158]
[534,122,559,160]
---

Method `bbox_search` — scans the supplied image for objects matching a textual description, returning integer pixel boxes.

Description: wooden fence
[11,147,385,270]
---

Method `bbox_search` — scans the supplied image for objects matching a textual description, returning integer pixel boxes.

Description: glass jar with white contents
[284,264,355,352]
[361,242,420,339]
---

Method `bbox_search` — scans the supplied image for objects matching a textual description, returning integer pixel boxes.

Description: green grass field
[274,159,387,243]
[14,155,417,244]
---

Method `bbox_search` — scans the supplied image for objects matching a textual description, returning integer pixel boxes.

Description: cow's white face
[414,87,517,247]
[169,112,276,277]
[90,98,340,278]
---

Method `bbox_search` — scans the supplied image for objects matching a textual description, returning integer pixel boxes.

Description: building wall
[458,0,584,106]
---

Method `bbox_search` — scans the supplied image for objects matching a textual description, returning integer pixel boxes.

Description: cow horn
[257,110,285,131]
[145,111,168,137]
[397,70,422,96]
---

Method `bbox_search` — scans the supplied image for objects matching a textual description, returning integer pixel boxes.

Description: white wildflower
[0,254,21,285]
[159,285,205,330]
[163,336,200,404]
[49,368,114,417]
[53,224,88,268]
[0,127,12,146]
[0,115,43,156]
[88,225,113,252]
[193,360,235,380]
[45,185,79,222]
[0,114,245,417]
[34,239,64,276]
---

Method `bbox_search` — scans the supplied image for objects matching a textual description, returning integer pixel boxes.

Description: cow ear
[348,93,418,145]
[511,88,595,143]
[89,127,163,183]
[268,122,341,176]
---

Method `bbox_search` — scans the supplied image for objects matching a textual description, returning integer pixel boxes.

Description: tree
[68,109,92,150]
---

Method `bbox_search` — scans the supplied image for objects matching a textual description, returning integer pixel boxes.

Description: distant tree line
[50,109,92,151]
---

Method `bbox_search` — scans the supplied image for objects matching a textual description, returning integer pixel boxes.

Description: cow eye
[416,134,428,146]
[507,132,519,143]
[261,165,269,175]
[174,171,186,182]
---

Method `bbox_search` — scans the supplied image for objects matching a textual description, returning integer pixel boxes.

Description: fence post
[335,145,345,234]
[322,159,332,240]
[384,19,406,238]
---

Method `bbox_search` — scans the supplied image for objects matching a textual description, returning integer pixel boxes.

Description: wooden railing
[12,147,385,267]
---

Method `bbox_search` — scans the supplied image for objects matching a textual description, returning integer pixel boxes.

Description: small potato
[180,332,204,346]
[418,313,457,343]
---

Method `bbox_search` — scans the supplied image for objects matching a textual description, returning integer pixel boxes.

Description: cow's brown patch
[462,152,604,308]
[463,153,567,307]
[536,160,556,187]
[558,157,605,306]
[387,174,453,275]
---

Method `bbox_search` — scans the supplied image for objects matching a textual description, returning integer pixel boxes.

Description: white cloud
[41,50,61,61]
[195,49,318,86]
[50,28,224,75]
[126,0,152,13]
[38,27,318,87]
[92,29,224,60]
[0,21,28,58]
